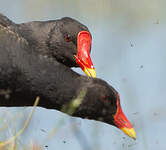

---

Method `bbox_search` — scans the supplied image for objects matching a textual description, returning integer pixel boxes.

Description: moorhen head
[0,13,96,77]
[15,17,96,77]
[72,78,136,139]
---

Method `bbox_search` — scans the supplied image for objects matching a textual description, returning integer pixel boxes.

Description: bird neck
[15,21,57,56]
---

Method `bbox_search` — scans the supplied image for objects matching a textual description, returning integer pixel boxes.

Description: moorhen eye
[64,34,71,42]
[102,96,109,104]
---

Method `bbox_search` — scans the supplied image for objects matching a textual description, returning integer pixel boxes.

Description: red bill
[74,31,96,77]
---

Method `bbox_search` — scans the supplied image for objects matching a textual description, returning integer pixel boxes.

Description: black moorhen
[0,23,136,139]
[0,13,96,77]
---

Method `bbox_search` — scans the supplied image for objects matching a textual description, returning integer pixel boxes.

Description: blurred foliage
[0,90,88,150]
[0,97,39,150]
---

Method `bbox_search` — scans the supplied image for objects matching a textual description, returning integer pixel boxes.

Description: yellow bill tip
[84,67,96,78]
[121,127,136,140]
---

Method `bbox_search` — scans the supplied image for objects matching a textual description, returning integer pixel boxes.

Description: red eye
[64,34,71,42]
[102,96,109,104]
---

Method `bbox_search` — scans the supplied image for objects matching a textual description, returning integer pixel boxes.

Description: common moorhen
[0,13,96,77]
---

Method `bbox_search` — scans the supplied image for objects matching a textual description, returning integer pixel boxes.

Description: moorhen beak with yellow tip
[75,31,96,77]
[113,94,136,139]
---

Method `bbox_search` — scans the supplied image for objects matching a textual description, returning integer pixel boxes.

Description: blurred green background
[0,0,166,149]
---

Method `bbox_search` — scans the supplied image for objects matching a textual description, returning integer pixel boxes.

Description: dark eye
[64,34,71,42]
